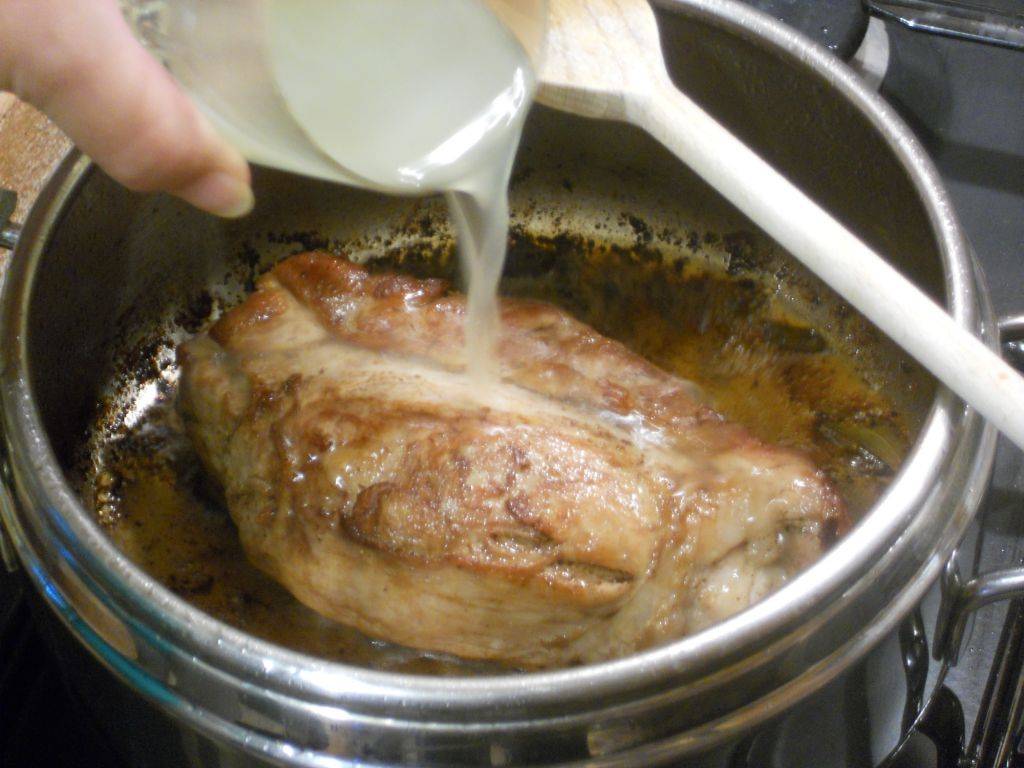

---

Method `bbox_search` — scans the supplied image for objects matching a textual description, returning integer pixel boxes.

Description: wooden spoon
[537,0,1024,451]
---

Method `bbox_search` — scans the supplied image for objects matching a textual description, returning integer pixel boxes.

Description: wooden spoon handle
[633,77,1024,450]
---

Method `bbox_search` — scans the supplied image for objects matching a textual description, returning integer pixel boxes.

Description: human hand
[0,0,254,217]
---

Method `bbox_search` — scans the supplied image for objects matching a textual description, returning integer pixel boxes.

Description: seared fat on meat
[178,252,846,668]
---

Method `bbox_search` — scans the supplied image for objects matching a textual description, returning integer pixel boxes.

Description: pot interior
[21,5,940,674]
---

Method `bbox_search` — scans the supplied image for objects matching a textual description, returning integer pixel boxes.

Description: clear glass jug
[120,0,546,194]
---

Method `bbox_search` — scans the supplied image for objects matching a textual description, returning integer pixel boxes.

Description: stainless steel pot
[0,1,1020,766]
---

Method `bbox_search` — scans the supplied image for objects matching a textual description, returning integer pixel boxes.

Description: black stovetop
[2,5,1023,768]
[879,10,1024,766]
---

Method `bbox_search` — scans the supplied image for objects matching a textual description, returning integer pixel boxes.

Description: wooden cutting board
[0,95,73,224]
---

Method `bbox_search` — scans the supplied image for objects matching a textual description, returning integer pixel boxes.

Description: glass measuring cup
[120,0,547,195]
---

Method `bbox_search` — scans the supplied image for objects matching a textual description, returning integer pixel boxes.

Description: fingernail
[176,171,255,219]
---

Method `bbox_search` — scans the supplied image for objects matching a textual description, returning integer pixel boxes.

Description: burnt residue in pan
[75,218,915,674]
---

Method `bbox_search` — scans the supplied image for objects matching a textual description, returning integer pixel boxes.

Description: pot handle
[934,313,1024,665]
[865,1,1024,51]
[0,189,19,251]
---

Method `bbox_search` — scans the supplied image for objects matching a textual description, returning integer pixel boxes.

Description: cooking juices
[262,0,539,382]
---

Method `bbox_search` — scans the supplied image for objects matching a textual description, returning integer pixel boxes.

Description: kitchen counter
[0,97,72,228]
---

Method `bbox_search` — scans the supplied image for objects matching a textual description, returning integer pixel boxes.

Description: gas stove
[2,3,1023,767]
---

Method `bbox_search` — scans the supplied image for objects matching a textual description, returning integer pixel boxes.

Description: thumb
[0,0,254,218]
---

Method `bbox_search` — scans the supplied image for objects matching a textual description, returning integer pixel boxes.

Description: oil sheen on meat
[177,252,847,668]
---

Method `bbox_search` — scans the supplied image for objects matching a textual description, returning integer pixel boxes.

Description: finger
[0,0,254,217]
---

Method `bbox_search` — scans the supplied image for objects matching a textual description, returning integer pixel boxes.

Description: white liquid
[264,1,537,381]
[446,171,516,383]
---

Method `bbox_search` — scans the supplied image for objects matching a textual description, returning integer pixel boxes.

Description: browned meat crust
[179,252,846,667]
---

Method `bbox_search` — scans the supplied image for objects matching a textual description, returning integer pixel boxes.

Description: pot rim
[0,0,987,715]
